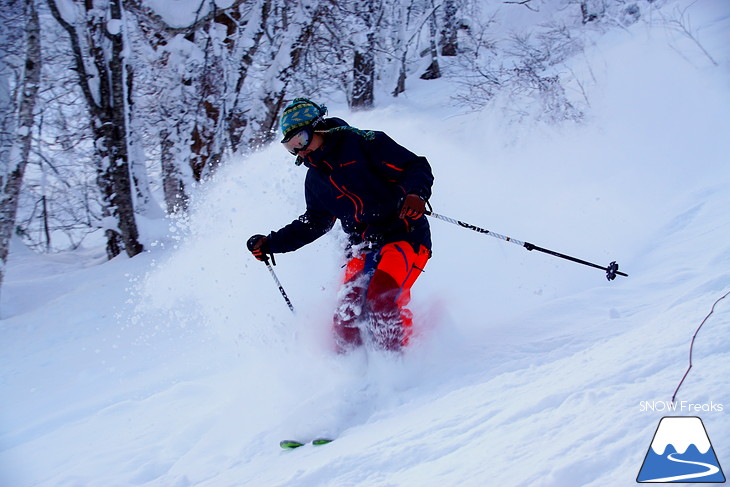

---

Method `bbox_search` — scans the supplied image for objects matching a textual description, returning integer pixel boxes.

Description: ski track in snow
[2,2,730,486]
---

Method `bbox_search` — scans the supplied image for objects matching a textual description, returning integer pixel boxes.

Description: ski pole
[425,210,628,281]
[264,259,295,313]
[248,235,295,313]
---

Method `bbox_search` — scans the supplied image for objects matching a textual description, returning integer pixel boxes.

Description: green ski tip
[280,440,305,450]
[312,438,333,446]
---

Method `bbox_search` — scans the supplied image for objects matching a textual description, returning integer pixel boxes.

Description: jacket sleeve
[366,131,434,200]
[265,181,336,254]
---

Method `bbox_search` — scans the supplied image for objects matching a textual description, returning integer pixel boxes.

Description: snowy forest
[2,0,663,287]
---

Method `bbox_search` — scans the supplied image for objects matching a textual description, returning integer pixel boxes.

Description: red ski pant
[333,242,430,352]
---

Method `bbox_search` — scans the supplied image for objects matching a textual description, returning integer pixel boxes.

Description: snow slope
[2,2,730,486]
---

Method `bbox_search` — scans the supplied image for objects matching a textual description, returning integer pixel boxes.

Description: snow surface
[2,2,730,486]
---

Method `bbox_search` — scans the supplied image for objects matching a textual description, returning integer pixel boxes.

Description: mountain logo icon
[637,416,726,483]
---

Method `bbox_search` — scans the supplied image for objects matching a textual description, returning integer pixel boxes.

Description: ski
[279,438,333,450]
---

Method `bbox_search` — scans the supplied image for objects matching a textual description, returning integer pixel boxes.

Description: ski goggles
[282,126,313,155]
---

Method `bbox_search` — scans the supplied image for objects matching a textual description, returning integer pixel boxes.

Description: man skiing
[247,98,434,352]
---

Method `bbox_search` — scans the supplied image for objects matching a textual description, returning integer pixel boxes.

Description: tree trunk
[103,0,143,257]
[160,128,189,214]
[351,0,377,109]
[392,1,415,98]
[0,1,41,295]
[126,63,162,217]
[440,0,458,56]
[393,51,408,97]
[352,46,375,108]
[420,6,441,80]
[580,1,599,24]
[189,16,226,181]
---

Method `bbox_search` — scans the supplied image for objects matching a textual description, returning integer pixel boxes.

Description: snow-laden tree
[13,1,104,255]
[290,0,448,106]
[230,0,329,148]
[47,0,143,258]
[451,0,659,122]
[127,0,270,196]
[0,0,41,294]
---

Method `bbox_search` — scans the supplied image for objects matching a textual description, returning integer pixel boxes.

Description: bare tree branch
[504,0,538,13]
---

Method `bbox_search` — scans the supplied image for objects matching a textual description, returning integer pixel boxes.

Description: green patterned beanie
[280,98,327,142]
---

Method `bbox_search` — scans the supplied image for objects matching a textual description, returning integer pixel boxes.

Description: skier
[247,98,434,352]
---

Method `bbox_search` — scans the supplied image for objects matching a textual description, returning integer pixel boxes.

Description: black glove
[399,194,427,219]
[247,234,271,263]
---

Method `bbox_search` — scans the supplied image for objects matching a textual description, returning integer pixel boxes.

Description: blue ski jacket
[265,126,434,255]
